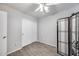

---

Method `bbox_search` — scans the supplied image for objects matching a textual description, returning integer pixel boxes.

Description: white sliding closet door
[0,11,7,56]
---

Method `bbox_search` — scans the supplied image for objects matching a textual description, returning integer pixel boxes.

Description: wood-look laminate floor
[8,42,59,56]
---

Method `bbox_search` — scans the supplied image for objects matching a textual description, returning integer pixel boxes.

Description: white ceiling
[4,3,79,19]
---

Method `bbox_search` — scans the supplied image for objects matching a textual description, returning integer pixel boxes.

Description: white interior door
[22,19,33,47]
[0,11,7,56]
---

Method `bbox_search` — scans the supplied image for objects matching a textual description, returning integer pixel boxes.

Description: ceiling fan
[35,3,59,14]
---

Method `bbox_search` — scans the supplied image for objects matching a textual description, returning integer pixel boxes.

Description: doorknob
[3,36,6,39]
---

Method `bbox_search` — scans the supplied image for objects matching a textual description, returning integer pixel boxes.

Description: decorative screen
[57,13,79,56]
[57,18,68,56]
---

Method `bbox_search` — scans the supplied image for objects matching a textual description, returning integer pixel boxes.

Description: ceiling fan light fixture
[35,3,59,14]
[44,6,49,13]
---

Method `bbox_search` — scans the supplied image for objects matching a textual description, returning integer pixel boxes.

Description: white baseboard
[22,40,37,47]
[39,41,57,48]
[34,40,39,42]
[7,47,22,55]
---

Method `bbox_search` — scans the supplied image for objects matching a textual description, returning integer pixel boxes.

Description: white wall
[38,5,79,47]
[0,4,37,54]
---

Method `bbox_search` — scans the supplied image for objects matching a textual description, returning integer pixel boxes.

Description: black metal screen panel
[70,13,79,56]
[57,18,69,56]
[57,12,79,56]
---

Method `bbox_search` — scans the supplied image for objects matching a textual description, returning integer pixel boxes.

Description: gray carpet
[8,42,59,56]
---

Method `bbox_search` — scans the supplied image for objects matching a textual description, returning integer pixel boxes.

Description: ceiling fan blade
[40,7,43,12]
[35,7,40,12]
[35,4,44,12]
